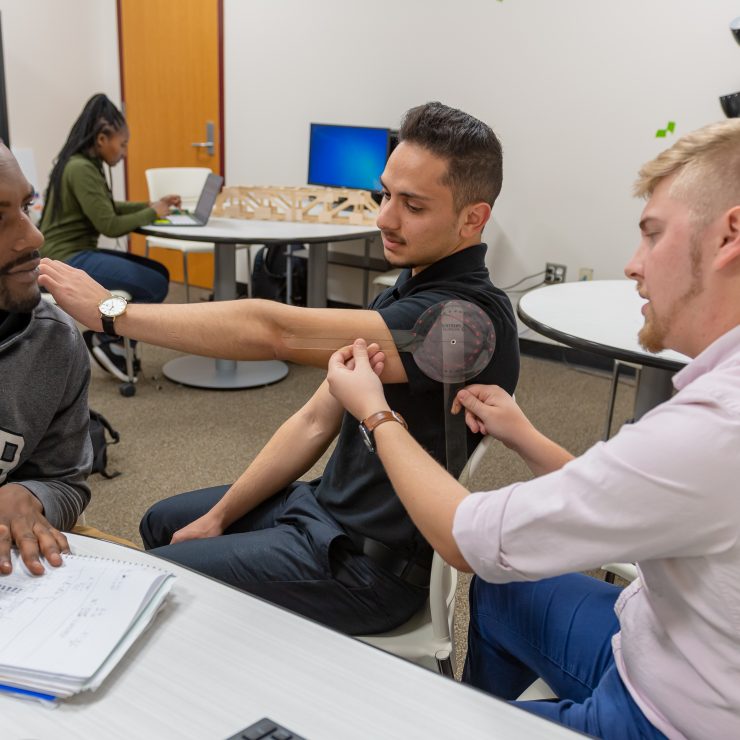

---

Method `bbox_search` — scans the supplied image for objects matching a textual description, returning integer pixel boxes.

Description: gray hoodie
[0,299,91,530]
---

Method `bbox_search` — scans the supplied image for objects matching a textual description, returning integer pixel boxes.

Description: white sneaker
[88,334,139,383]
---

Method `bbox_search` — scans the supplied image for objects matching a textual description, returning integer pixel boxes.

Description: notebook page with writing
[0,551,175,698]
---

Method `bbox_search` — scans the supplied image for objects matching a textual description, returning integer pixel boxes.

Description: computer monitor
[307,123,391,192]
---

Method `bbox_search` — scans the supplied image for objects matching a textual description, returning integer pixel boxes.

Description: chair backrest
[429,434,495,641]
[356,434,496,672]
[602,562,638,582]
[457,434,494,489]
[145,167,212,209]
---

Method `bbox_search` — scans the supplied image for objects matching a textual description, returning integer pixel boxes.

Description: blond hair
[634,119,740,227]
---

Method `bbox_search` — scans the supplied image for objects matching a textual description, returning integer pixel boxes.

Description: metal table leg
[307,241,329,308]
[633,365,674,420]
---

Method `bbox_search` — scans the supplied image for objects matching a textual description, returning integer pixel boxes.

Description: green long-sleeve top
[40,153,157,262]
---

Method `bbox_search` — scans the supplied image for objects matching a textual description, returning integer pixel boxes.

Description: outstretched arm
[38,258,408,383]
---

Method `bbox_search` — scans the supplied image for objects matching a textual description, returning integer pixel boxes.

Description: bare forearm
[373,422,472,571]
[208,391,340,528]
[113,300,281,361]
[115,300,403,371]
[39,259,409,379]
[508,424,574,477]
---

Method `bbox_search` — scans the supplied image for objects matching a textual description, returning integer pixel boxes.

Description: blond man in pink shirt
[327,119,740,739]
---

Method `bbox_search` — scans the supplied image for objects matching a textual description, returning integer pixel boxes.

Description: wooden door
[117,0,223,288]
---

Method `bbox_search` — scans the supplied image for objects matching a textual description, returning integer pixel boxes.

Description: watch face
[99,295,127,318]
[359,423,375,453]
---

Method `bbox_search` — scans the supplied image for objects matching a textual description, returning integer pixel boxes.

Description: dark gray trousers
[140,482,428,635]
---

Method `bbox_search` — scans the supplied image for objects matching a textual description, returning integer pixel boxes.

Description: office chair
[356,435,494,675]
[144,167,254,302]
[602,561,639,584]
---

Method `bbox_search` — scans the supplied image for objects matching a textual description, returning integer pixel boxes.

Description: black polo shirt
[315,243,519,556]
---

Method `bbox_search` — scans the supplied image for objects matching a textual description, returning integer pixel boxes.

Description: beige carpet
[85,283,636,676]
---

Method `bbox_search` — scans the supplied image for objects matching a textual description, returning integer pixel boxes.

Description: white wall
[3,2,737,304]
[0,0,123,221]
[224,0,739,299]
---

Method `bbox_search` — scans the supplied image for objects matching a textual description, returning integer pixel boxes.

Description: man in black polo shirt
[39,102,519,633]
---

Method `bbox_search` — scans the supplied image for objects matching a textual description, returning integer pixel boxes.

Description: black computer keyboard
[225,717,306,740]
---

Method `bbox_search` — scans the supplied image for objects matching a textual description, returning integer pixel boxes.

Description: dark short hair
[398,102,503,211]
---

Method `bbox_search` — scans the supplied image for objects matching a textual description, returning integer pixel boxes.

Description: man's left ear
[460,202,492,239]
[714,206,740,271]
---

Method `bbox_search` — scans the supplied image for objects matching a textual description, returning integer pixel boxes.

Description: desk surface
[140,217,379,245]
[518,280,689,371]
[4,535,578,740]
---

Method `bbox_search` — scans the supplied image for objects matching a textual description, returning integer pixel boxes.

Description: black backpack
[89,409,120,479]
[251,243,307,305]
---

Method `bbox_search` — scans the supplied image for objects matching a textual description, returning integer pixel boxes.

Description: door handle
[191,121,215,156]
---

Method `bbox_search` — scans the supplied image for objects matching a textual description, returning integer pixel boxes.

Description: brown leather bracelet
[359,410,407,453]
[362,410,408,432]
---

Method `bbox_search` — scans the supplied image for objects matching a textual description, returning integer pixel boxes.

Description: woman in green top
[40,93,179,381]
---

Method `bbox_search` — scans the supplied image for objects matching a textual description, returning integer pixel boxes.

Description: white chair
[144,167,225,302]
[371,269,402,299]
[357,435,494,675]
[602,561,639,583]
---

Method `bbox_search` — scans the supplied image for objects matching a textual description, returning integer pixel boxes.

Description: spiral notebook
[0,550,175,701]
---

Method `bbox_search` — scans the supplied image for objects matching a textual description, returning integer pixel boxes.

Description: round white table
[139,218,379,389]
[517,280,690,418]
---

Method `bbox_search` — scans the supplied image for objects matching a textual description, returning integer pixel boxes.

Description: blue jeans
[67,249,169,303]
[139,483,428,635]
[463,574,667,740]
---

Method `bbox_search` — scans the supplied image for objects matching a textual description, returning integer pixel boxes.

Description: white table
[139,218,379,389]
[3,534,580,740]
[518,280,689,418]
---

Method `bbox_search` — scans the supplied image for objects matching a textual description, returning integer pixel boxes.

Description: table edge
[138,222,379,245]
[517,302,686,372]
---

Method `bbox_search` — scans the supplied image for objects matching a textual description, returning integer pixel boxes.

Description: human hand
[38,258,109,331]
[170,512,224,545]
[452,385,533,448]
[152,195,181,217]
[327,339,389,421]
[0,484,69,575]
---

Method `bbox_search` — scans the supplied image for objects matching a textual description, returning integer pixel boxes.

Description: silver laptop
[154,173,224,226]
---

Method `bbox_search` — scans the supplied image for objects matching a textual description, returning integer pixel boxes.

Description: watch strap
[101,315,119,338]
[362,410,408,433]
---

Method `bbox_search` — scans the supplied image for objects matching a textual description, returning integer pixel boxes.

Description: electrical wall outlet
[545,263,567,284]
[578,268,594,281]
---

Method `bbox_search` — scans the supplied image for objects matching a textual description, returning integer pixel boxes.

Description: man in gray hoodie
[0,144,92,576]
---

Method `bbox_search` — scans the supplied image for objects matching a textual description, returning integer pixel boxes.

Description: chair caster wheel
[119,382,136,397]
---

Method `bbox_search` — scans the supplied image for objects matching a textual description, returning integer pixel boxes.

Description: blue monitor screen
[308,123,389,191]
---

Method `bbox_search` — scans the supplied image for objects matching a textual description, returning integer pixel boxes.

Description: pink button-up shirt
[453,325,740,739]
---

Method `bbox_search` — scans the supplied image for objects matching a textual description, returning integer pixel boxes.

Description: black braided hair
[42,94,126,224]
